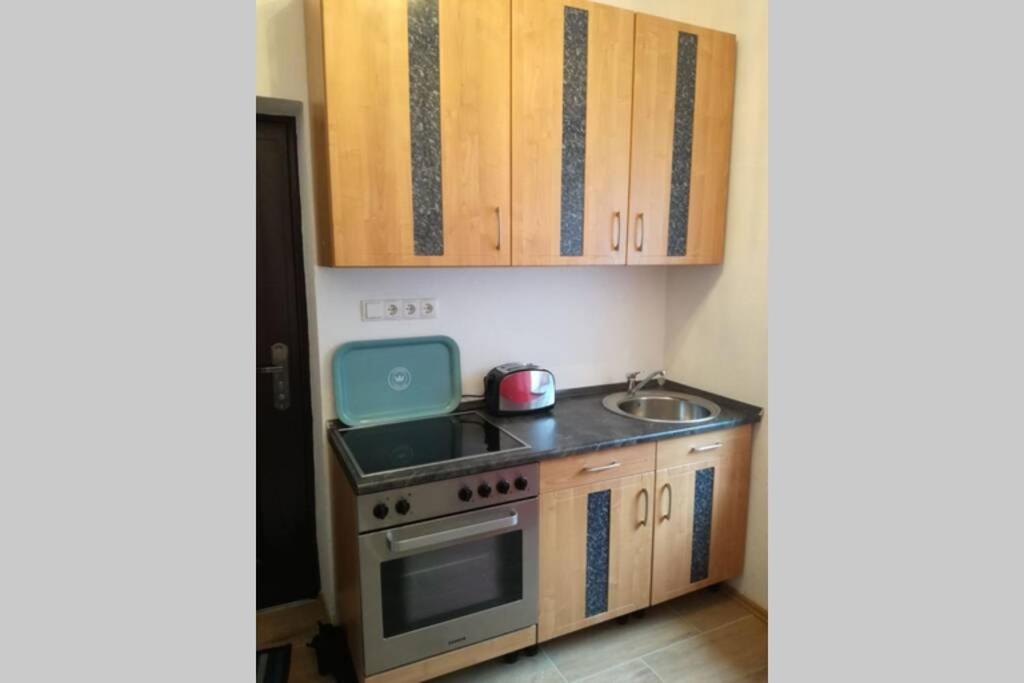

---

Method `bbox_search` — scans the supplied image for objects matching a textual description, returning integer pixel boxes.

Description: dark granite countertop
[327,381,763,495]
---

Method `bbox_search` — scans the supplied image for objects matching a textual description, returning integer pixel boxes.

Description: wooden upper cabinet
[628,15,737,265]
[305,0,511,266]
[511,0,634,265]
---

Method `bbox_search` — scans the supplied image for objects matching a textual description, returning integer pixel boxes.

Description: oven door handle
[386,510,519,554]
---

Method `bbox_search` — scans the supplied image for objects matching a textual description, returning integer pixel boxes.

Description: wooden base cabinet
[537,469,655,642]
[536,428,753,642]
[651,425,753,604]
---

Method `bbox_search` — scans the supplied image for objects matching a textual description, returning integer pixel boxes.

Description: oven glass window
[380,531,523,638]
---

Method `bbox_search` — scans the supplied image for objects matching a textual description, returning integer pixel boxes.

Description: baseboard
[257,596,328,649]
[721,584,767,623]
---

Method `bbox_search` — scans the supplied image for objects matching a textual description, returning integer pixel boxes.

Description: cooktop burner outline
[334,411,531,478]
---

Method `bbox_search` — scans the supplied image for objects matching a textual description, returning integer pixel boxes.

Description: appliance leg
[524,645,539,657]
[503,652,520,664]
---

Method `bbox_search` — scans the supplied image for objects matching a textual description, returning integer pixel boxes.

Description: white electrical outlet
[401,299,420,319]
[383,300,402,319]
[419,298,438,318]
[361,297,437,321]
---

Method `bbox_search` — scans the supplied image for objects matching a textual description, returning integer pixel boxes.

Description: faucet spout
[627,370,666,396]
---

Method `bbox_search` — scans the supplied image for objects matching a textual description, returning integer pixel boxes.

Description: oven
[358,496,538,675]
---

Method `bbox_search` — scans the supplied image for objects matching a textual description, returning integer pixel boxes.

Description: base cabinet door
[651,425,752,604]
[538,472,654,641]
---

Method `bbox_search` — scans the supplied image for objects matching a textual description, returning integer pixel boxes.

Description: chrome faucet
[626,370,667,396]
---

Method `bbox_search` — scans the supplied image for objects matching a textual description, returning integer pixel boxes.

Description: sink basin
[602,390,721,424]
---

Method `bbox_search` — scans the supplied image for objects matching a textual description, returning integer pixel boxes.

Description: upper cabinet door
[312,0,511,266]
[511,0,634,265]
[627,15,736,265]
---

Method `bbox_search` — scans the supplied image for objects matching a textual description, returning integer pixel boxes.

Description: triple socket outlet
[361,298,438,321]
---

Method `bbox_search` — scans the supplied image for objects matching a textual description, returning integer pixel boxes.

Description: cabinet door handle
[661,482,672,521]
[612,211,622,251]
[690,442,723,453]
[582,461,621,473]
[635,213,645,251]
[495,206,503,251]
[639,488,649,527]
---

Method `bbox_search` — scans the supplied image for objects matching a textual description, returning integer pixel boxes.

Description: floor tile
[578,658,661,683]
[432,651,564,683]
[642,616,768,683]
[668,590,753,633]
[542,603,700,681]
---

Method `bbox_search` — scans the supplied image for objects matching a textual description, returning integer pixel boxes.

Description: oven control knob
[372,502,389,519]
[395,498,410,515]
[478,482,492,498]
[496,479,511,494]
[458,486,473,502]
[514,475,528,491]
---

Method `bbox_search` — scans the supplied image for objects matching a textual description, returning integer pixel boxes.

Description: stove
[336,412,540,675]
[334,410,530,477]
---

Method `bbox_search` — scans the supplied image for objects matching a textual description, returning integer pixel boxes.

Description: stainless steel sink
[602,390,721,424]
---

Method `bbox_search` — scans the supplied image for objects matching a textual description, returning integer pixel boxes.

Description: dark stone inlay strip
[585,489,610,617]
[560,6,588,257]
[408,0,443,256]
[668,32,698,257]
[690,466,714,582]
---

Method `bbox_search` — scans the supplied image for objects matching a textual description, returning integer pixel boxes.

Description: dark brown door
[257,114,319,608]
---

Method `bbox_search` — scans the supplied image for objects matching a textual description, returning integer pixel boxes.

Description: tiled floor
[261,588,767,682]
[436,589,767,683]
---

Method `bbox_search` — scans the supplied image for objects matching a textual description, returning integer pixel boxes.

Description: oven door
[359,497,538,675]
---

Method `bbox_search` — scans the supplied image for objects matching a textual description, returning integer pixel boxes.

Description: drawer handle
[582,461,621,473]
[661,482,672,520]
[639,488,649,527]
[690,442,722,453]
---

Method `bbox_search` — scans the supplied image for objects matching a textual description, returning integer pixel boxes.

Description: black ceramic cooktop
[334,411,530,476]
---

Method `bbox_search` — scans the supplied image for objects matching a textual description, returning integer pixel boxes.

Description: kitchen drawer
[655,425,752,470]
[540,443,656,493]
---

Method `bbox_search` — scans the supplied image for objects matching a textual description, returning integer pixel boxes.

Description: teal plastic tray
[332,335,462,426]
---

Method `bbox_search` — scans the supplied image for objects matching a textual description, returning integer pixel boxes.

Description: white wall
[256,0,767,616]
[316,267,667,397]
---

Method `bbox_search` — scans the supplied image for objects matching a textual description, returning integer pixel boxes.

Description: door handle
[612,211,622,251]
[639,488,649,527]
[495,206,503,251]
[661,482,672,521]
[258,342,290,411]
[635,213,645,251]
[386,511,518,553]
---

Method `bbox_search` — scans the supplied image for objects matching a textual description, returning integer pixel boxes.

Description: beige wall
[642,0,768,609]
[256,0,767,615]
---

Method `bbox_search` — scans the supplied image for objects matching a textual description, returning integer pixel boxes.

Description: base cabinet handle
[661,482,672,521]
